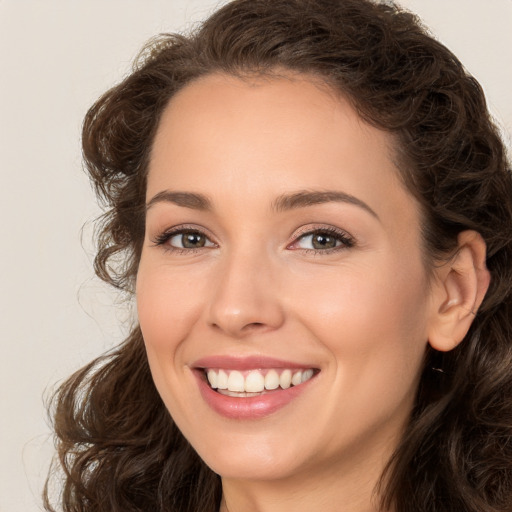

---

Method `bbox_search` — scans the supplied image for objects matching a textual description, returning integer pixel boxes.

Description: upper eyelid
[152,224,216,241]
[290,224,354,240]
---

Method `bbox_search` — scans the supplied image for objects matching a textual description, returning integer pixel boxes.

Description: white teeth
[279,369,292,389]
[245,370,265,392]
[227,370,245,392]
[217,369,228,390]
[291,371,303,386]
[205,367,316,393]
[207,369,218,389]
[302,369,314,382]
[218,390,263,397]
[264,370,280,390]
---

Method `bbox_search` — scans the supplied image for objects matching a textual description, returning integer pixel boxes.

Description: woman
[45,0,512,511]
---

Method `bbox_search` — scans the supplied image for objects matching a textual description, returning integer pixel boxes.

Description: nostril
[210,321,268,337]
[208,299,285,335]
[243,322,265,330]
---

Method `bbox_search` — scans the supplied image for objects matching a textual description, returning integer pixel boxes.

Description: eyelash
[150,225,216,254]
[150,225,355,255]
[289,226,355,253]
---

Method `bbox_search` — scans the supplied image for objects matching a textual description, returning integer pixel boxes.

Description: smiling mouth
[203,368,318,397]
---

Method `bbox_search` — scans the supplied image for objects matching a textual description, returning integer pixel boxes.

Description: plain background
[1,1,511,511]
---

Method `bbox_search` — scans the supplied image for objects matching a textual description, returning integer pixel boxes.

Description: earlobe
[428,230,491,352]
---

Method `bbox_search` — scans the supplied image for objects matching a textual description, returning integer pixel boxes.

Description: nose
[206,249,285,338]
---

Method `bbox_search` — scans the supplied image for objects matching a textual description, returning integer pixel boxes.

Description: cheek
[289,256,430,399]
[135,258,212,427]
[137,260,207,340]
[292,254,429,339]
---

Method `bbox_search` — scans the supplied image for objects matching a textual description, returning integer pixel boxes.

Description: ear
[428,230,491,352]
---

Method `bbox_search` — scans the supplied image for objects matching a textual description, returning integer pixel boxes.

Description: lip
[192,355,311,371]
[191,355,319,420]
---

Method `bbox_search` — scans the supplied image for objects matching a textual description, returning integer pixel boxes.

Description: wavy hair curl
[45,1,512,511]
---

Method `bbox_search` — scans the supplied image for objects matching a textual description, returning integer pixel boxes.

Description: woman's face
[137,73,440,484]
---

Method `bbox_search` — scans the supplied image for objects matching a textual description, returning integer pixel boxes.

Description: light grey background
[1,1,510,511]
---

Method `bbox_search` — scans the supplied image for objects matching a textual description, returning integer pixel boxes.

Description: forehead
[147,72,418,230]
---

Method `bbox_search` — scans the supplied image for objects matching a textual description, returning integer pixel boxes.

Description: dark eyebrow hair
[272,190,379,219]
[146,191,212,211]
[146,188,378,219]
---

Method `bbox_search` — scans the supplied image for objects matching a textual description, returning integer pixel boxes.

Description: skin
[136,73,488,512]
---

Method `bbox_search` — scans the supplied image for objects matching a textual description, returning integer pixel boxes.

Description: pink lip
[194,371,316,419]
[191,355,319,420]
[192,355,310,371]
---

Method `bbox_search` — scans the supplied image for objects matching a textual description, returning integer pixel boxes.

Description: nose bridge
[207,242,284,337]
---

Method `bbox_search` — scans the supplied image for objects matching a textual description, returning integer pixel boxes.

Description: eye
[290,227,354,252]
[151,228,216,251]
[169,231,215,249]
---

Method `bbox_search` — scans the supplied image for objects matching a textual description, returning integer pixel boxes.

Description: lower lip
[194,371,316,420]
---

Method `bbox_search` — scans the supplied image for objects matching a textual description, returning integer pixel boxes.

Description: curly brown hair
[45,0,512,511]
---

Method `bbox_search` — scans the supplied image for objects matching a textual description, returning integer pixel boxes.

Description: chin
[199,442,306,482]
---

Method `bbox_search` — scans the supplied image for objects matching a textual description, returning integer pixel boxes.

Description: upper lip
[192,355,316,371]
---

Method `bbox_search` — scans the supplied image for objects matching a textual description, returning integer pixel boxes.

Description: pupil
[182,232,205,248]
[312,233,336,249]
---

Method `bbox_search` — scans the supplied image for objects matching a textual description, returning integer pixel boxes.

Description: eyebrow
[146,191,212,211]
[272,190,379,219]
[146,188,378,219]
